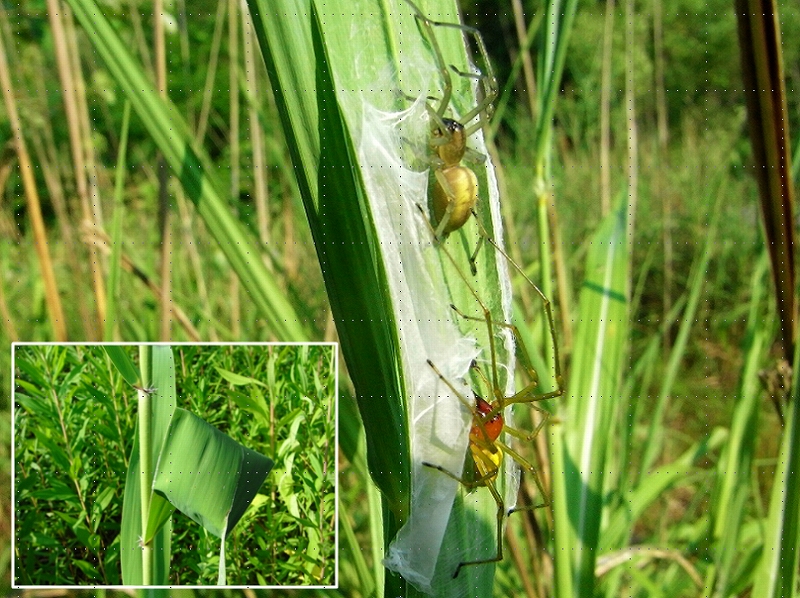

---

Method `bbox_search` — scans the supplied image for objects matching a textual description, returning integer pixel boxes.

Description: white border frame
[11,341,339,590]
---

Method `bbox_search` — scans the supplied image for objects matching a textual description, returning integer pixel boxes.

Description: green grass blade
[550,418,572,596]
[120,428,173,585]
[557,197,629,596]
[62,0,307,341]
[753,338,800,595]
[118,346,177,584]
[247,0,409,525]
[640,192,722,475]
[602,428,727,552]
[709,253,772,594]
[104,346,139,387]
[534,0,579,164]
[215,367,268,388]
[530,0,579,349]
[104,100,131,342]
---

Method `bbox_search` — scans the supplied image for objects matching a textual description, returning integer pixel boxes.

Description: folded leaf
[153,408,274,539]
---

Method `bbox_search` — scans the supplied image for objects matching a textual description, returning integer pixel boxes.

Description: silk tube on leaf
[338,50,517,597]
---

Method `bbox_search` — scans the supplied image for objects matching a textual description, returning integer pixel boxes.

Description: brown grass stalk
[0,21,67,340]
[81,224,201,341]
[46,0,106,334]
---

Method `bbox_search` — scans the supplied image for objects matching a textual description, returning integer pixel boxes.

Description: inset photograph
[12,343,337,588]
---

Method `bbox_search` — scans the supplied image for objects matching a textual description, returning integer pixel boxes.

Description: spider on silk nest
[416,200,565,578]
[400,0,565,580]
[403,0,498,275]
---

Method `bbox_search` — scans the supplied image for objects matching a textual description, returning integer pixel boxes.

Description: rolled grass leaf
[247,0,407,580]
[152,408,273,585]
[116,346,274,585]
[152,408,273,539]
[248,2,512,594]
[321,1,508,592]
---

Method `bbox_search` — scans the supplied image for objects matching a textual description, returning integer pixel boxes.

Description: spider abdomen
[432,165,479,235]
